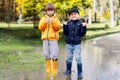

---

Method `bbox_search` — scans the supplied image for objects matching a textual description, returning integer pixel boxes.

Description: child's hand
[45,18,54,23]
[82,22,87,27]
[45,18,50,23]
[50,18,54,22]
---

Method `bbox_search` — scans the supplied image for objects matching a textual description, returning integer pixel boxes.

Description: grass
[0,24,44,78]
[0,22,33,28]
[83,22,120,40]
[0,21,120,78]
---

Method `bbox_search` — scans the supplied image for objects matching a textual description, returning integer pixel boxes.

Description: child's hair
[45,3,55,11]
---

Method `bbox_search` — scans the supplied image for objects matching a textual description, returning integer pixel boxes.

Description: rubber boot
[63,61,72,75]
[77,63,83,80]
[52,60,58,74]
[46,59,51,74]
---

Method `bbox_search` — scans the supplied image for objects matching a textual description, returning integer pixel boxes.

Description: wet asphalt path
[82,33,120,80]
[41,33,120,80]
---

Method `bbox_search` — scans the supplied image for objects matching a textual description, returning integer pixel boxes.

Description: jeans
[66,44,82,63]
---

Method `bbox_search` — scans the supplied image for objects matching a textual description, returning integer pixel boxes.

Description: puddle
[82,33,120,80]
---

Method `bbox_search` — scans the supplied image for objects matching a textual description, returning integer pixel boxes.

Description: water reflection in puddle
[82,35,120,80]
[45,74,57,80]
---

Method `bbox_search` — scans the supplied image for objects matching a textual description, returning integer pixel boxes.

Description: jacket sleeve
[63,24,69,36]
[38,17,48,31]
[80,24,87,36]
[51,17,61,31]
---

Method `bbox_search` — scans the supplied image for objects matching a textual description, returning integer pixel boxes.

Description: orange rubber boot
[52,60,58,74]
[46,59,51,74]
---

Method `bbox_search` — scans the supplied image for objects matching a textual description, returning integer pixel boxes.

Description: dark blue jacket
[63,19,86,45]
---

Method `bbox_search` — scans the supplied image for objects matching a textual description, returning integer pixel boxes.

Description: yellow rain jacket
[38,15,61,40]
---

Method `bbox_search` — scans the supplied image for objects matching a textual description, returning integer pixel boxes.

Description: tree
[88,8,92,24]
[93,0,97,22]
[0,0,17,28]
[110,0,115,27]
[15,0,92,20]
[0,0,17,22]
[114,0,120,25]
[0,0,5,21]
[117,0,120,25]
[100,0,103,22]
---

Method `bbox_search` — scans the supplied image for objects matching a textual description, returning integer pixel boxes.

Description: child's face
[46,10,55,16]
[70,12,79,20]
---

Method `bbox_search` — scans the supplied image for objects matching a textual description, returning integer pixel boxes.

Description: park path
[3,33,120,80]
[82,33,120,80]
[38,33,120,80]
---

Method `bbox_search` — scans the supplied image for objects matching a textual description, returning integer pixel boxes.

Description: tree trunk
[110,0,115,27]
[12,0,16,21]
[65,11,68,19]
[2,0,5,21]
[100,0,103,22]
[88,8,92,24]
[116,0,120,25]
[7,0,11,28]
[93,0,97,22]
[8,23,10,28]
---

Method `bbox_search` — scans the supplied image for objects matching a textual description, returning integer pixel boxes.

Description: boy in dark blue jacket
[63,7,87,79]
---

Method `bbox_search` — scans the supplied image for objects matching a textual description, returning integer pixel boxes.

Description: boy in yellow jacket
[38,3,61,74]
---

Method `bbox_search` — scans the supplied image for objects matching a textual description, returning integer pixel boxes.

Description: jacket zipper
[72,24,75,44]
[47,18,50,39]
[55,32,56,38]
